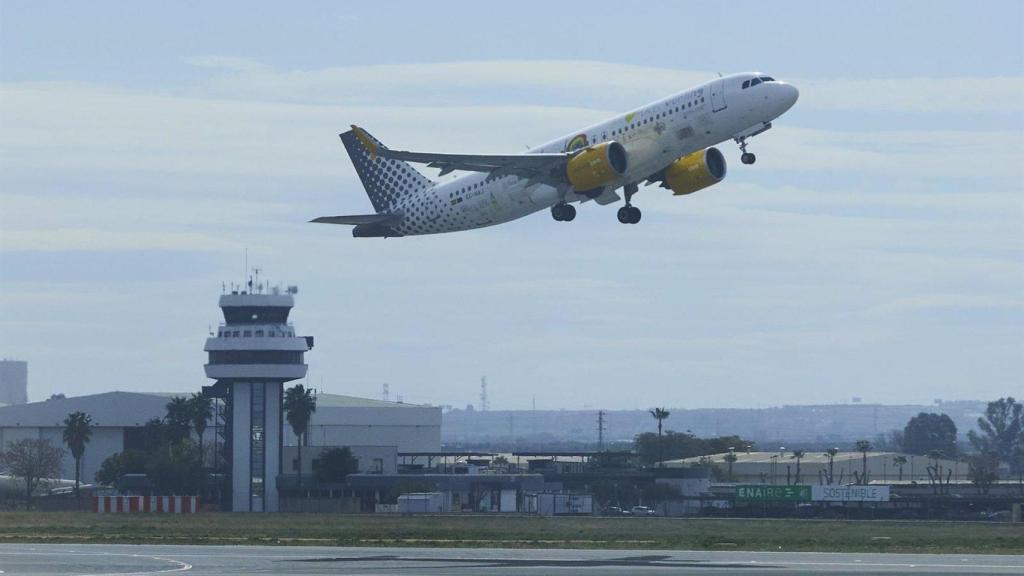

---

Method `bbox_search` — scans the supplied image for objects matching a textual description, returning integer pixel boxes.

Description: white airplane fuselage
[352,73,798,236]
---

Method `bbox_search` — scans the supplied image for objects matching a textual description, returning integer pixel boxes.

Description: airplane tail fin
[339,126,435,213]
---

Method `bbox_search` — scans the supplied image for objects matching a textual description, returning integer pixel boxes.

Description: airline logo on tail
[351,125,378,160]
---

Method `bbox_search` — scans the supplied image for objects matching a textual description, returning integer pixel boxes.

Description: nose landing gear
[736,137,757,165]
[617,183,641,224]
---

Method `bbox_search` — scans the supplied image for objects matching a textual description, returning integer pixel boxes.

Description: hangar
[0,390,440,489]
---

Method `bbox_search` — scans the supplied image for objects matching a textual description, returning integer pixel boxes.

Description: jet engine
[663,147,727,196]
[566,141,628,192]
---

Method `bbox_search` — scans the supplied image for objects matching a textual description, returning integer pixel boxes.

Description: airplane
[312,72,798,237]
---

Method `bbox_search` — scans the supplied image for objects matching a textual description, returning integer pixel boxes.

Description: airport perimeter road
[1,544,1024,575]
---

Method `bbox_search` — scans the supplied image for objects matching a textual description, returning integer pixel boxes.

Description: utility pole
[597,410,606,451]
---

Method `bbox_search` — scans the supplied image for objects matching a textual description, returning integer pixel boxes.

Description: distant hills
[442,401,988,447]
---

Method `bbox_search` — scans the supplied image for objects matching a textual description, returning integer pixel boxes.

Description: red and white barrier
[93,495,199,513]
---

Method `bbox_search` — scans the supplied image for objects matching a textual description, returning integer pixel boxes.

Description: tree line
[633,398,1024,486]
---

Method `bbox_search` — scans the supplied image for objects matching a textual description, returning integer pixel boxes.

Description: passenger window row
[606,96,704,137]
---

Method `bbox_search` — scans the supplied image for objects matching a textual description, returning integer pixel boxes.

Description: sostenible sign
[811,485,890,502]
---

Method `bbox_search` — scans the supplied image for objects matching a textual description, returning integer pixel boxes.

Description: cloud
[185,55,269,73]
[186,58,1024,112]
[3,80,1020,189]
[875,293,1024,313]
[0,228,241,252]
[799,76,1024,112]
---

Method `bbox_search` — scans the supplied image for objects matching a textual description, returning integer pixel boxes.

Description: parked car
[631,505,657,516]
[607,506,631,516]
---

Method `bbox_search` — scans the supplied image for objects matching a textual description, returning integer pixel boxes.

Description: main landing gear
[551,202,576,222]
[736,137,757,165]
[617,183,641,224]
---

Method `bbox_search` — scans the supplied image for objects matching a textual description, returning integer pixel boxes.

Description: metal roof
[0,390,432,428]
[314,393,429,409]
[0,391,171,428]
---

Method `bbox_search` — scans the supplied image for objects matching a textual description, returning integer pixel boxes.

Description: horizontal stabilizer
[310,213,402,226]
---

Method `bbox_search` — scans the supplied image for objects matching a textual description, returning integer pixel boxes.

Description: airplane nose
[783,83,799,108]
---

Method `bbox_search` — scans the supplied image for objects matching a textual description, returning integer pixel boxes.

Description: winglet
[350,124,378,161]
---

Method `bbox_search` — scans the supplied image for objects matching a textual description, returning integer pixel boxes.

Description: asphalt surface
[1,544,1023,575]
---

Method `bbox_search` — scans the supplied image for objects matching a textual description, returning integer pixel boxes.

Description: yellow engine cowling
[664,147,727,196]
[565,141,628,192]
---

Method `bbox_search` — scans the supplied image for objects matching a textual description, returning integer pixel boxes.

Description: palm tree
[62,411,93,497]
[649,407,670,436]
[790,450,806,484]
[723,452,738,482]
[893,455,908,481]
[649,407,670,466]
[188,393,213,466]
[823,447,839,485]
[284,384,317,487]
[855,440,872,484]
[165,396,192,443]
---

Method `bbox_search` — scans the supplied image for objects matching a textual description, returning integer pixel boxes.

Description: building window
[250,382,266,511]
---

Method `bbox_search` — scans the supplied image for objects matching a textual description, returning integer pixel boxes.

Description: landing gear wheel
[628,206,642,224]
[736,137,756,165]
[617,206,641,224]
[618,183,642,224]
[617,206,632,224]
[551,203,575,222]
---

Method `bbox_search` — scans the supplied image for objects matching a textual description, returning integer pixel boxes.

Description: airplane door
[710,78,727,112]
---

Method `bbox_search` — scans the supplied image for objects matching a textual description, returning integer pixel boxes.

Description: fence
[93,495,199,513]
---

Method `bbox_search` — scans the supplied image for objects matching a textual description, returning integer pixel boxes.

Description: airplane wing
[351,125,568,184]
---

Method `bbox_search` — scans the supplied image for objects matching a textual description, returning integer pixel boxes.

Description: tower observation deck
[203,276,313,512]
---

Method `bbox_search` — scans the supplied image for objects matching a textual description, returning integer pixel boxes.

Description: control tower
[203,273,313,512]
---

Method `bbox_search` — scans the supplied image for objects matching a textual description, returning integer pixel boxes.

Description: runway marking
[288,553,1024,571]
[283,553,1024,572]
[0,550,191,576]
[291,554,774,569]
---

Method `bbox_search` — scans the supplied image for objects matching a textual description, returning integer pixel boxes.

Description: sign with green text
[735,484,811,502]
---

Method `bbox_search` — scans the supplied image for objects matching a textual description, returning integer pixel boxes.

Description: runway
[1,544,1023,575]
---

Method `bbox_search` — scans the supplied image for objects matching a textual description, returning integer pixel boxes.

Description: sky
[1,1,1022,410]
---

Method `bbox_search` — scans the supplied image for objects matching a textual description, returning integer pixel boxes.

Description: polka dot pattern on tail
[340,129,435,213]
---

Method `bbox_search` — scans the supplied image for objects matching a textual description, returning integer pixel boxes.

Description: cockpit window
[760,76,775,82]
[750,78,762,87]
[742,80,750,89]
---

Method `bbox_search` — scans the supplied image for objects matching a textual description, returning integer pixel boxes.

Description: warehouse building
[286,393,441,453]
[0,392,171,484]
